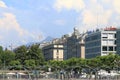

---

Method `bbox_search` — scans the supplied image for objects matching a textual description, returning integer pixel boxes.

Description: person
[60,70,64,80]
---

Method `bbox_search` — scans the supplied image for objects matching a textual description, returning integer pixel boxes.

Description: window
[108,40,114,45]
[108,33,114,39]
[102,40,107,45]
[108,46,113,51]
[57,49,59,52]
[102,33,107,38]
[54,45,57,47]
[114,34,116,38]
[115,47,116,51]
[114,40,116,44]
[102,46,107,51]
[58,45,63,48]
[57,49,59,55]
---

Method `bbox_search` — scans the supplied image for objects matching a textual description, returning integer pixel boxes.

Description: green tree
[1,50,15,66]
[65,58,78,67]
[9,60,21,70]
[27,44,44,66]
[24,59,36,69]
[9,60,21,66]
[14,45,28,65]
[0,46,3,53]
[99,54,114,70]
[49,60,60,69]
[0,46,3,67]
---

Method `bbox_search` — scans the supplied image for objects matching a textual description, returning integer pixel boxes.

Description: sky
[0,0,120,49]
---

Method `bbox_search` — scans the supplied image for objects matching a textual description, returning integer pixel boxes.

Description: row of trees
[0,44,44,70]
[48,53,120,73]
[0,43,120,73]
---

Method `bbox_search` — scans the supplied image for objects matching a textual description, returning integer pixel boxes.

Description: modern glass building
[85,27,117,58]
[117,28,120,54]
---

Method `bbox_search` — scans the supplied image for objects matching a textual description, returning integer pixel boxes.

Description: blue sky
[0,0,120,48]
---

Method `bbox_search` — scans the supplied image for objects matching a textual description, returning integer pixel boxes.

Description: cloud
[0,12,44,45]
[0,0,7,8]
[75,0,116,32]
[113,0,120,14]
[78,10,112,32]
[0,0,44,47]
[0,13,26,36]
[82,10,112,26]
[54,0,85,12]
[101,0,111,3]
[0,36,3,40]
[53,0,115,32]
[54,0,120,32]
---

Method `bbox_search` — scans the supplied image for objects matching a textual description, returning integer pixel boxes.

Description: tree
[0,46,3,53]
[1,50,15,66]
[9,60,21,66]
[99,54,115,70]
[9,60,21,70]
[27,44,44,66]
[0,46,3,67]
[24,59,36,69]
[14,45,28,65]
[65,58,78,67]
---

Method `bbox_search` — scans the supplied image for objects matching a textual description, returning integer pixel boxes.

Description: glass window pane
[102,46,107,51]
[102,40,107,45]
[102,33,107,38]
[109,46,113,51]
[108,33,114,39]
[108,40,114,45]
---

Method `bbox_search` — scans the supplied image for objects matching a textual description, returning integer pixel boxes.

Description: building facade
[42,44,64,61]
[42,28,86,61]
[42,35,68,61]
[85,27,117,58]
[117,28,120,54]
[65,28,86,59]
[42,27,120,60]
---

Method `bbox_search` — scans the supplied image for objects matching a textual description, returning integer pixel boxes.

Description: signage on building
[104,27,117,31]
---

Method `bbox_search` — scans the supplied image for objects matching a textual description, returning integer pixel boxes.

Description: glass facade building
[117,29,120,54]
[85,28,117,58]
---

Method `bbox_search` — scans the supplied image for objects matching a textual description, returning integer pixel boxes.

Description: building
[65,28,86,59]
[85,27,117,58]
[117,28,120,54]
[42,36,67,61]
[42,27,119,60]
[42,43,64,61]
[42,28,86,61]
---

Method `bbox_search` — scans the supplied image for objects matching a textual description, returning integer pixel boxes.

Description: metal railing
[0,68,120,80]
